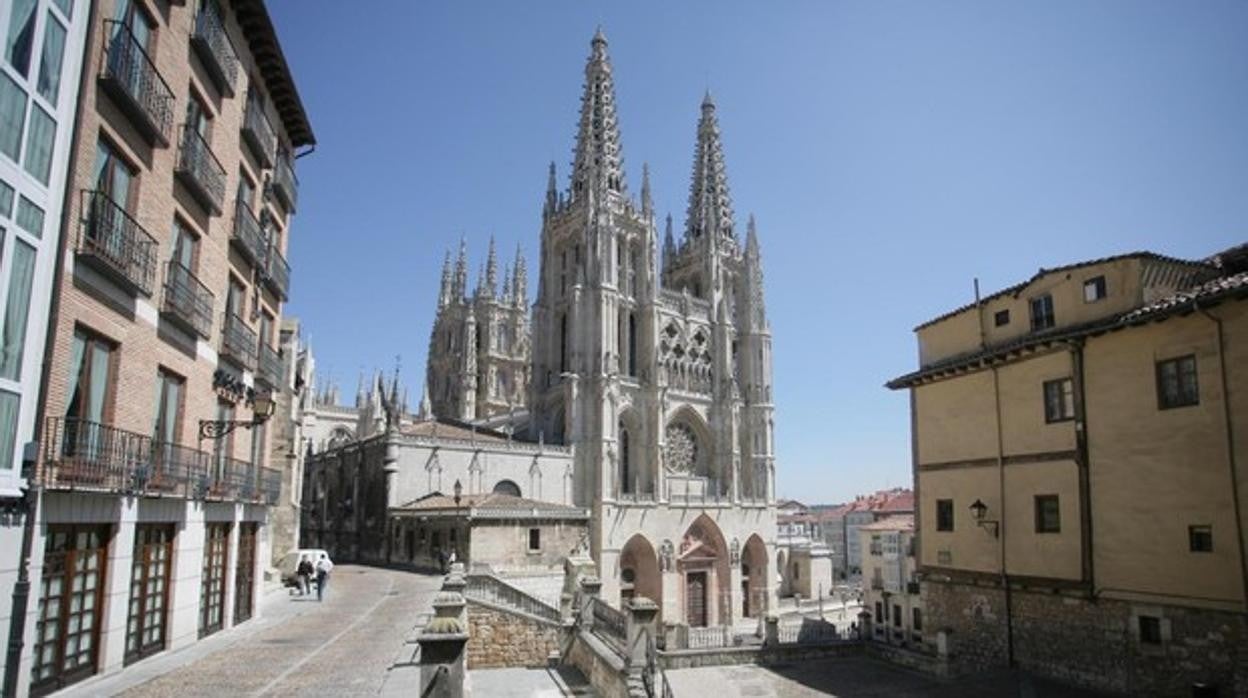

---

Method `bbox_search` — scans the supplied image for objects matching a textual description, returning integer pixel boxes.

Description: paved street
[59,566,442,698]
[666,661,1113,698]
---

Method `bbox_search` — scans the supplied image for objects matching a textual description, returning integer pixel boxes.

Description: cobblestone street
[58,566,442,698]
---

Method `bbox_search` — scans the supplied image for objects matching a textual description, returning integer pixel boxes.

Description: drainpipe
[1070,340,1095,595]
[1195,303,1248,611]
[990,364,1014,667]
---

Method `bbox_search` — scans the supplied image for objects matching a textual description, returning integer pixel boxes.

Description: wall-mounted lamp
[969,498,999,538]
[453,479,463,507]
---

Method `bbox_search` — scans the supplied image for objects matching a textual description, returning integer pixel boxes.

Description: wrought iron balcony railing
[273,152,298,213]
[231,199,267,268]
[77,190,158,296]
[257,343,283,390]
[190,2,237,96]
[264,245,290,300]
[220,312,257,370]
[40,417,206,498]
[176,125,226,215]
[99,20,173,146]
[162,261,214,338]
[241,93,275,168]
[259,466,282,505]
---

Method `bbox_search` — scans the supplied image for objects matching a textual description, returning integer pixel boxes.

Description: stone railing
[777,617,847,645]
[686,624,735,649]
[589,597,627,650]
[463,572,561,624]
[398,431,573,455]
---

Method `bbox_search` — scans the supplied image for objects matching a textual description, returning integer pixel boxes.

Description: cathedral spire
[663,213,676,267]
[454,237,469,300]
[484,236,498,298]
[438,249,452,309]
[742,213,767,329]
[513,244,527,307]
[570,28,626,203]
[545,161,558,216]
[684,91,735,243]
[501,261,512,301]
[641,162,653,216]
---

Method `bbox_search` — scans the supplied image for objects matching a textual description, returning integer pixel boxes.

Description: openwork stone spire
[570,28,626,201]
[438,249,452,308]
[513,244,527,307]
[684,91,735,243]
[742,214,767,329]
[484,236,498,298]
[453,237,469,300]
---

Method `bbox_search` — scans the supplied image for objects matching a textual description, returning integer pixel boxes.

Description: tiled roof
[844,488,913,514]
[859,515,914,532]
[912,251,1208,331]
[888,260,1248,390]
[394,492,588,519]
[878,491,915,512]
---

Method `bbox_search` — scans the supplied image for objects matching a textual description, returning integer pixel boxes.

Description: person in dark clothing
[296,555,314,596]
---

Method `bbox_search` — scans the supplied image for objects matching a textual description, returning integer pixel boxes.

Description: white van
[277,549,332,588]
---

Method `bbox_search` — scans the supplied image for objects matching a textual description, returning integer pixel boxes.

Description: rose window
[664,423,698,473]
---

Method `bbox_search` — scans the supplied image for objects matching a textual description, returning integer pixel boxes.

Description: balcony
[264,245,290,300]
[189,2,237,96]
[241,95,275,168]
[40,417,206,498]
[257,343,282,391]
[176,126,226,215]
[231,199,267,268]
[162,261,214,338]
[220,312,257,370]
[76,191,158,296]
[273,152,298,213]
[203,457,278,504]
[99,20,174,146]
[906,581,921,596]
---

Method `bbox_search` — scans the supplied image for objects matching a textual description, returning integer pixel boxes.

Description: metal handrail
[100,20,174,141]
[177,125,226,212]
[265,243,290,299]
[191,2,237,90]
[242,93,276,165]
[257,343,283,389]
[163,261,214,337]
[273,152,299,212]
[77,190,158,295]
[40,417,208,498]
[220,312,258,370]
[231,199,268,267]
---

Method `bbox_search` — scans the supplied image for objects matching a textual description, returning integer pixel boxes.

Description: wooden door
[125,525,174,664]
[233,523,257,623]
[199,523,229,637]
[685,572,707,627]
[30,525,109,697]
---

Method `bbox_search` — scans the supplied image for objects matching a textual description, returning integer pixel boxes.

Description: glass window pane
[37,13,67,104]
[53,0,74,21]
[4,0,38,77]
[15,195,42,238]
[23,103,54,184]
[0,72,26,161]
[0,390,19,471]
[0,179,12,217]
[0,239,36,379]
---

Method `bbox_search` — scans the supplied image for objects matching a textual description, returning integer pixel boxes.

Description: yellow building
[887,245,1248,696]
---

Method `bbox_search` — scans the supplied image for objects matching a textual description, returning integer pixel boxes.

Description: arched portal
[741,535,768,619]
[678,514,731,627]
[493,479,521,497]
[618,534,662,613]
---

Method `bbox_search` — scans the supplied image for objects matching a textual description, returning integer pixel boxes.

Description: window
[1189,525,1213,553]
[1043,378,1075,423]
[0,239,36,379]
[225,277,246,318]
[893,604,902,627]
[936,499,954,532]
[1030,294,1055,331]
[874,601,883,621]
[5,0,38,77]
[1138,616,1162,645]
[994,309,1009,327]
[152,368,183,446]
[1157,355,1198,409]
[0,180,12,216]
[65,328,114,425]
[1034,495,1060,533]
[528,528,540,552]
[1083,275,1107,303]
[237,170,255,211]
[0,390,18,471]
[170,218,197,270]
[36,11,66,104]
[186,93,211,140]
[912,608,923,632]
[0,73,25,161]
[22,102,54,184]
[15,195,41,237]
[211,400,234,477]
[93,139,135,209]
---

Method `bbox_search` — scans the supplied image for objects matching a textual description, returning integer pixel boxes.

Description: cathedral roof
[400,419,510,443]
[393,492,589,520]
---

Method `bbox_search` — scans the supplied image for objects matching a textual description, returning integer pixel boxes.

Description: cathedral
[305,29,778,628]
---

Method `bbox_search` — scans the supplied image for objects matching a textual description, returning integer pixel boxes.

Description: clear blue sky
[271,2,1248,505]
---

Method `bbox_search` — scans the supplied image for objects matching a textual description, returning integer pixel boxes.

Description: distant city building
[888,245,1248,695]
[843,488,914,575]
[858,515,920,648]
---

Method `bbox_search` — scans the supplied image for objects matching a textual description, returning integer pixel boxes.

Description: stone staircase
[496,570,565,610]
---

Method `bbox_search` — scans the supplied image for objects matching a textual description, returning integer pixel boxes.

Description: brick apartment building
[0,1,313,695]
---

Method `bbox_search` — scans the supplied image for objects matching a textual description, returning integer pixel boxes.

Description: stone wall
[924,578,1248,696]
[465,601,563,669]
[564,630,629,698]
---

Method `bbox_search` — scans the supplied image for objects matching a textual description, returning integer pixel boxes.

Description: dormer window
[1030,294,1055,331]
[1084,276,1107,303]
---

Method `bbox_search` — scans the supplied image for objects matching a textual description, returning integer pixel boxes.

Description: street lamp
[198,391,277,447]
[453,478,463,506]
[969,498,999,538]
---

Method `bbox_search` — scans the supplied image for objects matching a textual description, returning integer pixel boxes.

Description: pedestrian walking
[315,553,334,602]
[296,555,313,596]
[437,548,448,574]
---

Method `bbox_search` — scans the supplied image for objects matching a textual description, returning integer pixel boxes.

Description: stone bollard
[764,614,779,647]
[561,553,597,621]
[625,596,659,669]
[579,575,602,630]
[442,564,468,626]
[417,590,469,698]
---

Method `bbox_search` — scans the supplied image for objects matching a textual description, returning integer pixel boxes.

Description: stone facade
[465,602,562,669]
